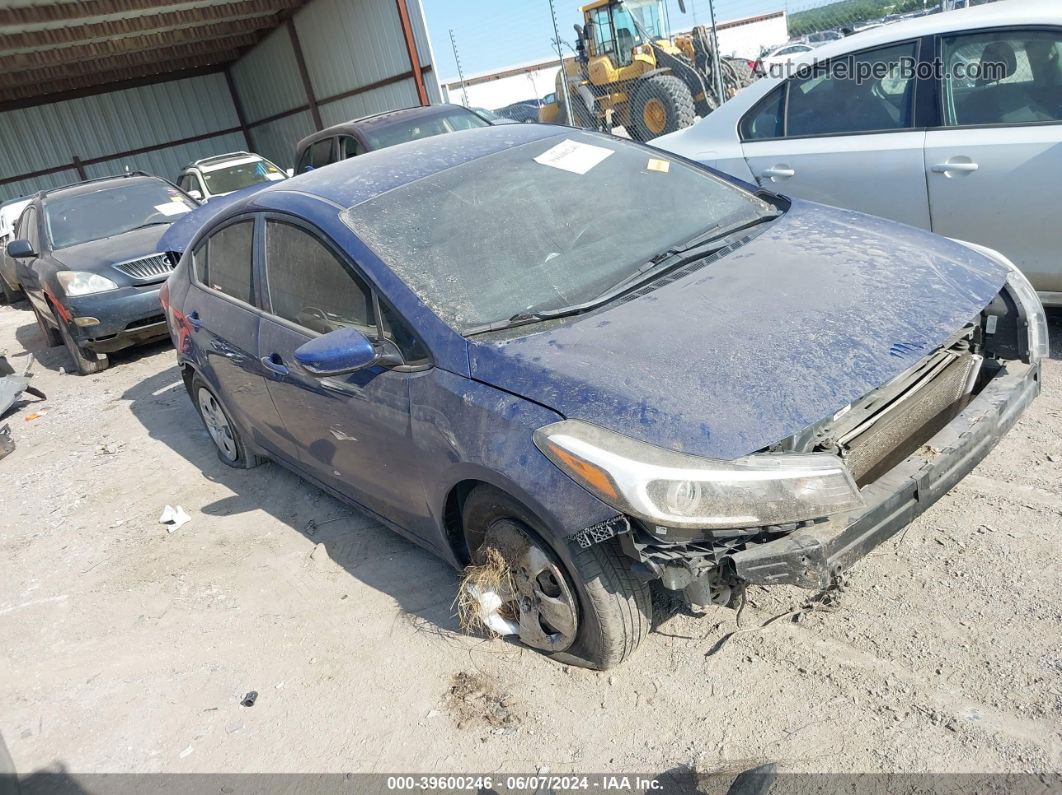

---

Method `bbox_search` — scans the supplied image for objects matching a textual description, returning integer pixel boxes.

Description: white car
[0,196,31,302]
[176,152,286,202]
[755,42,816,76]
[654,0,1062,307]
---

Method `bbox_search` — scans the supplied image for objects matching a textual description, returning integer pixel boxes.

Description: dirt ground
[1,300,1060,780]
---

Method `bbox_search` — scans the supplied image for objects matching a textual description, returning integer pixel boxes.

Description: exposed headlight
[534,420,863,530]
[952,240,1049,364]
[57,271,118,296]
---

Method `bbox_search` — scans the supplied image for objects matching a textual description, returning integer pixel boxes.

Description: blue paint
[166,127,1009,563]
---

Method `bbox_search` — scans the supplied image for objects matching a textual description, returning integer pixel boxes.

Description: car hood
[467,200,1008,461]
[51,225,169,271]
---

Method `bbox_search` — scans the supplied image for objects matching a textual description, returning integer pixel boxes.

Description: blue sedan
[161,124,1045,668]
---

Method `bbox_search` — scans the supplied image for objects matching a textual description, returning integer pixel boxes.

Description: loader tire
[630,74,695,141]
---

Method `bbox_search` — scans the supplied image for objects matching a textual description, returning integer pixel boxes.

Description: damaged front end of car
[543,250,1047,607]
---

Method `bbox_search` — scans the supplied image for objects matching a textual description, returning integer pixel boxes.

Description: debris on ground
[446,672,520,731]
[455,546,517,638]
[240,691,258,707]
[159,505,191,532]
[0,352,45,420]
[0,424,13,460]
[23,410,46,422]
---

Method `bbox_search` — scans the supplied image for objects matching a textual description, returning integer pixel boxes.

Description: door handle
[931,161,979,174]
[260,354,289,377]
[759,166,796,179]
[187,311,202,330]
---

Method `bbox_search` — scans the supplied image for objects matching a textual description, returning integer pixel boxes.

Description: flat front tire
[30,303,61,348]
[462,485,651,669]
[57,316,108,375]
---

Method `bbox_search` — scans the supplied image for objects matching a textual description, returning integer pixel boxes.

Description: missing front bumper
[725,360,1040,589]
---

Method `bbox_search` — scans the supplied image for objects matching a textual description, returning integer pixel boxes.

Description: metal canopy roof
[0,0,309,106]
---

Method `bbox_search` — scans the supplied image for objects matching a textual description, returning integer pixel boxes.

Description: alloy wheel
[197,388,238,461]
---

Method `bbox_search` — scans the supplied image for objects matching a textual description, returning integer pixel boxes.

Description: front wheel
[57,315,108,375]
[461,485,651,669]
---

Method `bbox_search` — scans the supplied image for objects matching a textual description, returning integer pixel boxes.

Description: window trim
[931,24,1062,131]
[258,211,432,371]
[189,213,259,312]
[739,36,926,143]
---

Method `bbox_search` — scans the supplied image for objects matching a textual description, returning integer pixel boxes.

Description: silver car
[654,0,1062,307]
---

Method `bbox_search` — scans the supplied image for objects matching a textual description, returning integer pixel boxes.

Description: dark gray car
[7,174,197,374]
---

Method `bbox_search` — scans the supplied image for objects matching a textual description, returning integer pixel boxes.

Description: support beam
[5,40,254,89]
[225,67,254,150]
[394,0,429,105]
[0,0,300,51]
[0,58,234,104]
[0,66,224,112]
[0,17,278,69]
[286,18,321,130]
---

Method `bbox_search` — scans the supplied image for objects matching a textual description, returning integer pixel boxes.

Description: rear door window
[339,136,366,159]
[202,221,254,305]
[940,29,1062,126]
[740,86,786,140]
[786,41,918,136]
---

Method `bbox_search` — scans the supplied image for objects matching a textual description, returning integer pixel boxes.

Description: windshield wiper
[126,220,173,233]
[463,212,782,337]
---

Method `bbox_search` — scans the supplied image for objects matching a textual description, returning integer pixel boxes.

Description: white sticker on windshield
[534,139,614,175]
[155,202,190,217]
[266,173,286,181]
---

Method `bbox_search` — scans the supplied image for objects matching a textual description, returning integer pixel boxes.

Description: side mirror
[293,327,402,377]
[6,239,36,259]
[188,189,203,201]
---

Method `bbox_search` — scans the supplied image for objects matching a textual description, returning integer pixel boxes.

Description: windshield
[342,131,774,333]
[45,180,196,249]
[363,109,490,150]
[202,159,284,195]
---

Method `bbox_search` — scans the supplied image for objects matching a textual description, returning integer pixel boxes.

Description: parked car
[472,107,519,125]
[654,0,1062,307]
[754,42,815,76]
[495,99,543,123]
[0,196,31,302]
[7,174,197,374]
[292,104,491,174]
[176,152,286,202]
[805,30,844,44]
[162,124,1044,669]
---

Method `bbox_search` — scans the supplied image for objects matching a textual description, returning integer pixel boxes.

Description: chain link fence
[430,0,1000,139]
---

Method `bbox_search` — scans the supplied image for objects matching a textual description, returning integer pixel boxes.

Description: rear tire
[31,302,62,347]
[190,374,263,469]
[57,315,108,375]
[629,74,696,141]
[461,485,651,669]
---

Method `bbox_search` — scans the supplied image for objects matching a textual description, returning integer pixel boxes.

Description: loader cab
[584,0,667,67]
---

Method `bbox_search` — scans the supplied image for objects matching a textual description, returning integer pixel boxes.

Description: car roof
[797,0,1059,63]
[295,104,473,151]
[258,123,564,211]
[37,174,165,203]
[183,151,260,170]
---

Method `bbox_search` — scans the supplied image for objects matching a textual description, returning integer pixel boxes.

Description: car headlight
[57,271,118,296]
[952,240,1049,364]
[534,420,863,530]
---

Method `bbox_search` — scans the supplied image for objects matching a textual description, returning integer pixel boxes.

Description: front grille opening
[125,314,165,331]
[839,350,978,486]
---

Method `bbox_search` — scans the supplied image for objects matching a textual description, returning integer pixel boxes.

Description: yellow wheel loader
[540,0,756,140]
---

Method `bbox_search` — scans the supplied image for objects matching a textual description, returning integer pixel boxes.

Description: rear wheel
[630,74,696,141]
[57,315,108,375]
[191,374,263,469]
[461,485,651,669]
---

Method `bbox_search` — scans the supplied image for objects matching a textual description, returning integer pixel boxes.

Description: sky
[421,0,803,80]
